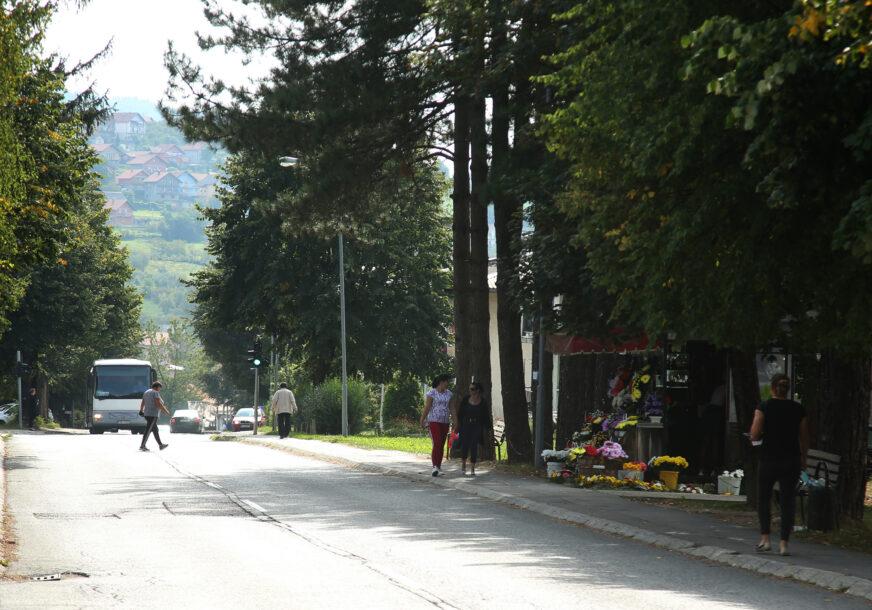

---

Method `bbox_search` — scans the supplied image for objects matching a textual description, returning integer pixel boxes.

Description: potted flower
[619,461,647,481]
[598,440,628,475]
[644,394,666,423]
[718,468,744,495]
[541,449,570,477]
[651,455,688,489]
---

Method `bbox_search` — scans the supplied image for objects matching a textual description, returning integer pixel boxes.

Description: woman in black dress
[457,381,491,476]
[750,373,809,556]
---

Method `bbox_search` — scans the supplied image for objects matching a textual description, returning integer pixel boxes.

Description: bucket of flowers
[542,449,570,477]
[619,461,647,481]
[598,440,629,475]
[651,455,688,489]
[717,468,744,495]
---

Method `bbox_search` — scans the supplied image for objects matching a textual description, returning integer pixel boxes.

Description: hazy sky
[44,0,272,107]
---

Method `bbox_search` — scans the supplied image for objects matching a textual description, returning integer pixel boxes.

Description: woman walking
[750,373,809,556]
[457,381,491,476]
[420,374,456,476]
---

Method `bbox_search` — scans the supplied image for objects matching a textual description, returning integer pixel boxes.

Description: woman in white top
[420,374,457,476]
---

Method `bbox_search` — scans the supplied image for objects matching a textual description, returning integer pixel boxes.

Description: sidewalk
[233,433,872,602]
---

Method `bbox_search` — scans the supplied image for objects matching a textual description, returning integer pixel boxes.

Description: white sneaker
[432,466,439,477]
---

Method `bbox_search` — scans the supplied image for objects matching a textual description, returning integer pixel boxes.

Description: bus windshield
[94,365,151,400]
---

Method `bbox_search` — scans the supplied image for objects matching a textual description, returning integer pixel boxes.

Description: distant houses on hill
[93,112,221,216]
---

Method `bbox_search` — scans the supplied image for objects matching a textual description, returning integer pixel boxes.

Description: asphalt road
[1,431,867,609]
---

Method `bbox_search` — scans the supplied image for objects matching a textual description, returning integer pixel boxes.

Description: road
[0,431,866,609]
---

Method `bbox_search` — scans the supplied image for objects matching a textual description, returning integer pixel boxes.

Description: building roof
[143,171,179,184]
[113,112,146,124]
[105,198,131,211]
[116,169,147,182]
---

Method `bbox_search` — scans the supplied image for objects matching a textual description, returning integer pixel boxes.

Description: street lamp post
[279,155,348,437]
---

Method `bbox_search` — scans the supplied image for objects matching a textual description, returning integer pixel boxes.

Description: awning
[546,329,660,355]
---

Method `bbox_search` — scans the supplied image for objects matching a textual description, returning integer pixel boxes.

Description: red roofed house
[117,169,149,199]
[143,172,180,201]
[93,143,125,164]
[105,198,135,227]
[126,153,170,174]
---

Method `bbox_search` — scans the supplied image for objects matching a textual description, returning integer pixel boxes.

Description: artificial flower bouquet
[598,440,628,461]
[614,417,639,430]
[651,455,689,471]
[541,449,570,463]
[622,461,647,472]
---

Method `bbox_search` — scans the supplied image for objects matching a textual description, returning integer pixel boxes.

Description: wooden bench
[492,418,506,460]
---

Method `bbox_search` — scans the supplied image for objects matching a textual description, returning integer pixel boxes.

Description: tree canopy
[187,152,452,387]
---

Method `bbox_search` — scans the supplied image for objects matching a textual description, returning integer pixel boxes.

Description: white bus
[87,358,156,435]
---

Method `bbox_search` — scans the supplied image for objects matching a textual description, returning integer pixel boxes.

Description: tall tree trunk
[816,350,871,521]
[492,79,531,463]
[728,349,761,508]
[452,95,473,399]
[468,90,491,404]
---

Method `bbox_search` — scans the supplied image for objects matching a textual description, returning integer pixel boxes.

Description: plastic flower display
[607,366,634,409]
[631,365,653,403]
[643,393,666,417]
[598,440,628,460]
[622,461,647,471]
[541,449,570,463]
[652,455,689,471]
[614,417,639,430]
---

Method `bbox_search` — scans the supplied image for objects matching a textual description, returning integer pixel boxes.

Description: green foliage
[187,153,452,386]
[382,373,424,423]
[0,1,112,335]
[141,319,207,409]
[294,377,372,435]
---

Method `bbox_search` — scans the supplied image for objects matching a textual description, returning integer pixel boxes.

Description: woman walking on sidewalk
[420,374,456,477]
[750,373,809,556]
[457,381,490,476]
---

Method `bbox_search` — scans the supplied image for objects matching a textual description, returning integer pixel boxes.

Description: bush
[383,373,424,423]
[295,377,372,435]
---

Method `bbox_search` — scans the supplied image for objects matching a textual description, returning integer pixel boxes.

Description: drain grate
[31,574,61,582]
[33,513,121,520]
[30,572,89,582]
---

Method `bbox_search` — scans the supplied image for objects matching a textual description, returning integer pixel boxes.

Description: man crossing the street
[138,381,169,452]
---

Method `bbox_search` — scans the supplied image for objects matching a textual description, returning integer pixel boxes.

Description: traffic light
[247,337,266,368]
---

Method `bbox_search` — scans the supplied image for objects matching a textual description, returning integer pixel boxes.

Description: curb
[234,435,872,602]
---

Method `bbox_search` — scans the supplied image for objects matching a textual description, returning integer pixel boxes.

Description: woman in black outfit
[457,381,491,476]
[750,373,809,556]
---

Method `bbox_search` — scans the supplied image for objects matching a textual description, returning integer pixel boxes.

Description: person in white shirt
[271,382,298,439]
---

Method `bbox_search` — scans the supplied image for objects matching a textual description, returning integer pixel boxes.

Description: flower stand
[717,475,742,495]
[660,470,679,489]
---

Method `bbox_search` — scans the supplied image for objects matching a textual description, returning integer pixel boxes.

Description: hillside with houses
[91,111,227,326]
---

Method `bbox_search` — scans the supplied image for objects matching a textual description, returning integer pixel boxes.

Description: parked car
[231,407,266,432]
[170,409,204,434]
